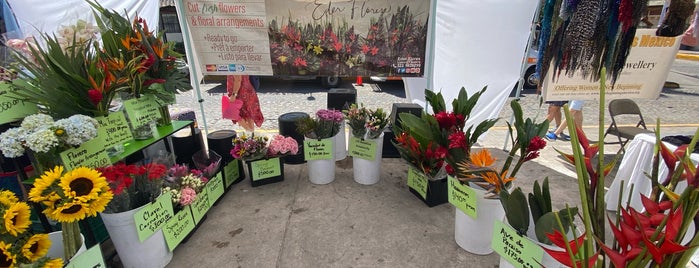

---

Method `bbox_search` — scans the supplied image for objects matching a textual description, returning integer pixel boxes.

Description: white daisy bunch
[0,128,28,157]
[0,113,100,158]
[55,115,99,146]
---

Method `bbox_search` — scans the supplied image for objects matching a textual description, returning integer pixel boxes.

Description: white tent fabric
[6,0,158,39]
[406,0,538,129]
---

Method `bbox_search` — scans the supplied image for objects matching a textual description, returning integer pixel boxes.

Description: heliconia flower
[448,131,467,150]
[542,230,599,268]
[87,89,103,105]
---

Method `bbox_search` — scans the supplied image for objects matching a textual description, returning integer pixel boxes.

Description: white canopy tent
[5,0,159,40]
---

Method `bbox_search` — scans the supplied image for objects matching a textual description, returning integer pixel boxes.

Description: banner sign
[543,29,681,101]
[178,0,429,77]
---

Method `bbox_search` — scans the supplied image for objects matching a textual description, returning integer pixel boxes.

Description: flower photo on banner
[0,190,63,268]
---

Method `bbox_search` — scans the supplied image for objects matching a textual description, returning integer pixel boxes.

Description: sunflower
[0,241,16,268]
[85,185,114,217]
[3,201,31,236]
[29,166,64,203]
[0,190,19,206]
[59,167,108,202]
[50,201,90,222]
[39,257,64,268]
[21,233,51,262]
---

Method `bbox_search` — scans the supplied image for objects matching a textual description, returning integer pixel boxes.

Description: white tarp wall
[406,0,538,128]
[6,0,158,40]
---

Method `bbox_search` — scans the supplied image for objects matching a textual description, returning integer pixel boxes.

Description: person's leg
[545,101,566,129]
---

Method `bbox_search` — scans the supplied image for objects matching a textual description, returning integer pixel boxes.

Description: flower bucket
[497,218,570,268]
[454,185,505,255]
[334,122,347,161]
[100,204,173,268]
[304,137,336,184]
[352,133,384,185]
[46,231,86,261]
[308,158,335,184]
[246,157,285,187]
[406,166,448,207]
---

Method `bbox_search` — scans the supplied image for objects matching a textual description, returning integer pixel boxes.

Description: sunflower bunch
[0,190,64,268]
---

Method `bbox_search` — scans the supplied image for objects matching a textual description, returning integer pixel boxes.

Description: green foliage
[528,178,552,225]
[500,187,530,236]
[535,207,578,245]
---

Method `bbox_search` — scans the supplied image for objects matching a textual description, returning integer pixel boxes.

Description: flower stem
[61,221,81,260]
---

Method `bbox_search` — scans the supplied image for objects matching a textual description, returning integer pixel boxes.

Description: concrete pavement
[163,59,699,267]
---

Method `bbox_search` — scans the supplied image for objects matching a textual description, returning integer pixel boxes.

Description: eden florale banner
[177,0,429,77]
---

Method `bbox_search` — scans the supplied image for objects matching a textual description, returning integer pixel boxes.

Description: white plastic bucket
[100,204,173,268]
[454,186,506,255]
[334,122,347,161]
[46,231,86,261]
[352,133,384,185]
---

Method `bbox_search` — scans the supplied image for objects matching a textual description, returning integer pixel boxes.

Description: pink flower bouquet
[267,134,299,157]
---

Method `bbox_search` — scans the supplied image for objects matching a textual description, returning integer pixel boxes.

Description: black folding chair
[603,99,654,153]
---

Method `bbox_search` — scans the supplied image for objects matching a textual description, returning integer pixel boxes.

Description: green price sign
[134,193,174,242]
[303,139,333,160]
[250,158,282,181]
[65,245,105,268]
[407,166,428,199]
[448,176,477,219]
[163,206,195,251]
[207,172,225,204]
[60,136,111,170]
[123,95,161,128]
[0,81,38,124]
[191,187,210,224]
[223,159,240,188]
[348,137,378,161]
[95,112,134,147]
[492,220,544,268]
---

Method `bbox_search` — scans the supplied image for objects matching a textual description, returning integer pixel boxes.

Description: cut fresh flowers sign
[177,0,429,77]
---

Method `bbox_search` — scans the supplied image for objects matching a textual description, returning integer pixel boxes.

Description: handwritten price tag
[95,112,134,147]
[223,159,241,188]
[163,206,195,251]
[134,193,174,242]
[407,166,428,199]
[304,139,333,160]
[191,187,210,224]
[65,245,105,268]
[123,95,161,128]
[250,158,282,181]
[60,137,111,170]
[348,136,378,161]
[448,176,477,219]
[207,172,225,204]
[492,220,544,268]
[0,81,38,124]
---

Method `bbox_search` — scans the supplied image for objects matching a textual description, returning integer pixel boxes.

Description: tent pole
[424,0,438,112]
[502,0,542,151]
[174,0,210,137]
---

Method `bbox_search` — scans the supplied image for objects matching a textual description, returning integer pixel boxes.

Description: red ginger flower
[542,230,599,268]
[87,89,103,105]
[448,131,468,150]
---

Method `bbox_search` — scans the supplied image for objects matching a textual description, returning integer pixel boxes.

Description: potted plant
[0,190,63,267]
[344,104,390,185]
[393,87,499,207]
[28,166,113,261]
[96,162,173,268]
[296,109,344,184]
[231,133,297,187]
[542,70,699,267]
[450,97,548,254]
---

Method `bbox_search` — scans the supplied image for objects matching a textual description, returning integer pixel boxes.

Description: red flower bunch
[435,111,465,131]
[394,132,446,178]
[543,230,599,268]
[97,162,168,213]
[523,136,547,161]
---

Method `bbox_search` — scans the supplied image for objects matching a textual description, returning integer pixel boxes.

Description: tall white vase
[454,186,505,255]
[100,204,173,268]
[306,136,336,184]
[334,122,347,161]
[46,231,86,261]
[352,133,384,185]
